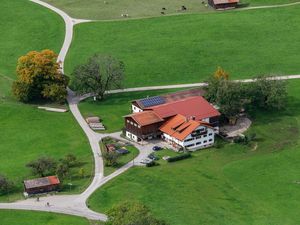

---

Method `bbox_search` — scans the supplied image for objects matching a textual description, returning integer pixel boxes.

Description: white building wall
[163,125,215,151]
[126,131,138,142]
[132,105,143,113]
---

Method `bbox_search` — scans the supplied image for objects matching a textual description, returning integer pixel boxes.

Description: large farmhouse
[124,89,221,151]
[208,0,239,9]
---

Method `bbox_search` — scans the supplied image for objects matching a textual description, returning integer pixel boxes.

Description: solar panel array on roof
[140,96,166,108]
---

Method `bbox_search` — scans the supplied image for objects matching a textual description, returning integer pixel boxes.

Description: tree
[0,175,14,195]
[78,168,85,178]
[56,163,70,180]
[61,153,77,167]
[12,49,69,103]
[215,81,249,118]
[106,201,168,225]
[214,66,229,80]
[26,157,57,177]
[72,54,125,100]
[205,67,229,103]
[248,76,287,110]
[102,151,120,167]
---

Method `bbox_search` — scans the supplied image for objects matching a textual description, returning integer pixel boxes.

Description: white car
[140,158,153,164]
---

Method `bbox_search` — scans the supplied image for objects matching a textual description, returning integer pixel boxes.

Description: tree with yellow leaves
[12,49,69,103]
[214,66,229,80]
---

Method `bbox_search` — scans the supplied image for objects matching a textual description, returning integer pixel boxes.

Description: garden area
[87,80,300,225]
[100,137,139,176]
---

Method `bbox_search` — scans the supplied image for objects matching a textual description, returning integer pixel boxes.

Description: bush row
[167,153,191,162]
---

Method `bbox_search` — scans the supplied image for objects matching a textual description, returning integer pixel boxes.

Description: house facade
[124,111,164,141]
[160,115,215,151]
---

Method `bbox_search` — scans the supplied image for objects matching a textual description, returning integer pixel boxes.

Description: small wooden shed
[23,176,60,195]
[86,116,100,124]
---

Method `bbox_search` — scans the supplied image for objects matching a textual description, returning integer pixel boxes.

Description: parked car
[152,146,162,151]
[148,153,159,160]
[140,158,153,164]
[115,149,129,155]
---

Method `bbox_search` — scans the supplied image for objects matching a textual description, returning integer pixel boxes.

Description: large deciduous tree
[71,54,125,100]
[106,201,168,225]
[26,156,57,177]
[12,49,69,103]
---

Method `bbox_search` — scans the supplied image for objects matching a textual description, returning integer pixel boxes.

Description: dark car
[116,149,129,155]
[148,153,159,161]
[152,146,162,151]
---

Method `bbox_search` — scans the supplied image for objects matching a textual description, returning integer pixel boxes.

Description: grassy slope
[0,210,100,225]
[87,80,300,225]
[79,89,183,133]
[42,0,299,20]
[0,1,93,202]
[66,5,300,88]
[0,0,64,81]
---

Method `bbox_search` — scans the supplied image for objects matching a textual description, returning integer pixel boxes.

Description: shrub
[167,153,191,162]
[146,161,158,167]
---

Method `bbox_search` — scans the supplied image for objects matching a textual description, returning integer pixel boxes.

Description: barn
[23,176,60,195]
[208,0,239,9]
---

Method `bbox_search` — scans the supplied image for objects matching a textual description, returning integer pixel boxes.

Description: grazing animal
[181,5,187,10]
[161,11,165,15]
[162,7,166,10]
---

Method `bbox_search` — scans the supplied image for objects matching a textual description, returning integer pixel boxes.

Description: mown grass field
[66,5,300,88]
[0,0,93,203]
[43,0,299,20]
[0,210,102,225]
[79,89,183,133]
[87,80,300,225]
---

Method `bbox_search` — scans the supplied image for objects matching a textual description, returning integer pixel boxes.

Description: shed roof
[24,176,60,189]
[125,111,164,126]
[213,0,239,4]
[160,114,212,141]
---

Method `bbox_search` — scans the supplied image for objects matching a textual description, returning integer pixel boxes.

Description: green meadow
[0,0,93,202]
[87,80,300,225]
[66,5,300,88]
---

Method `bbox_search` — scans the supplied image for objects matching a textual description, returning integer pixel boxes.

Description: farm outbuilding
[208,0,239,9]
[23,176,60,195]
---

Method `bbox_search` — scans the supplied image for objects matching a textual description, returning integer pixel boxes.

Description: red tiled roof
[125,111,164,126]
[160,114,212,141]
[146,96,220,120]
[48,176,60,185]
[132,88,205,109]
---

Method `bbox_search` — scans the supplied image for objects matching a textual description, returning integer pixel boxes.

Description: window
[186,144,195,148]
[209,139,213,142]
[204,140,207,143]
[130,121,133,125]
[209,133,213,136]
[134,123,137,127]
[196,142,202,145]
[138,125,141,128]
[184,138,194,142]
[204,134,207,137]
[127,120,130,123]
